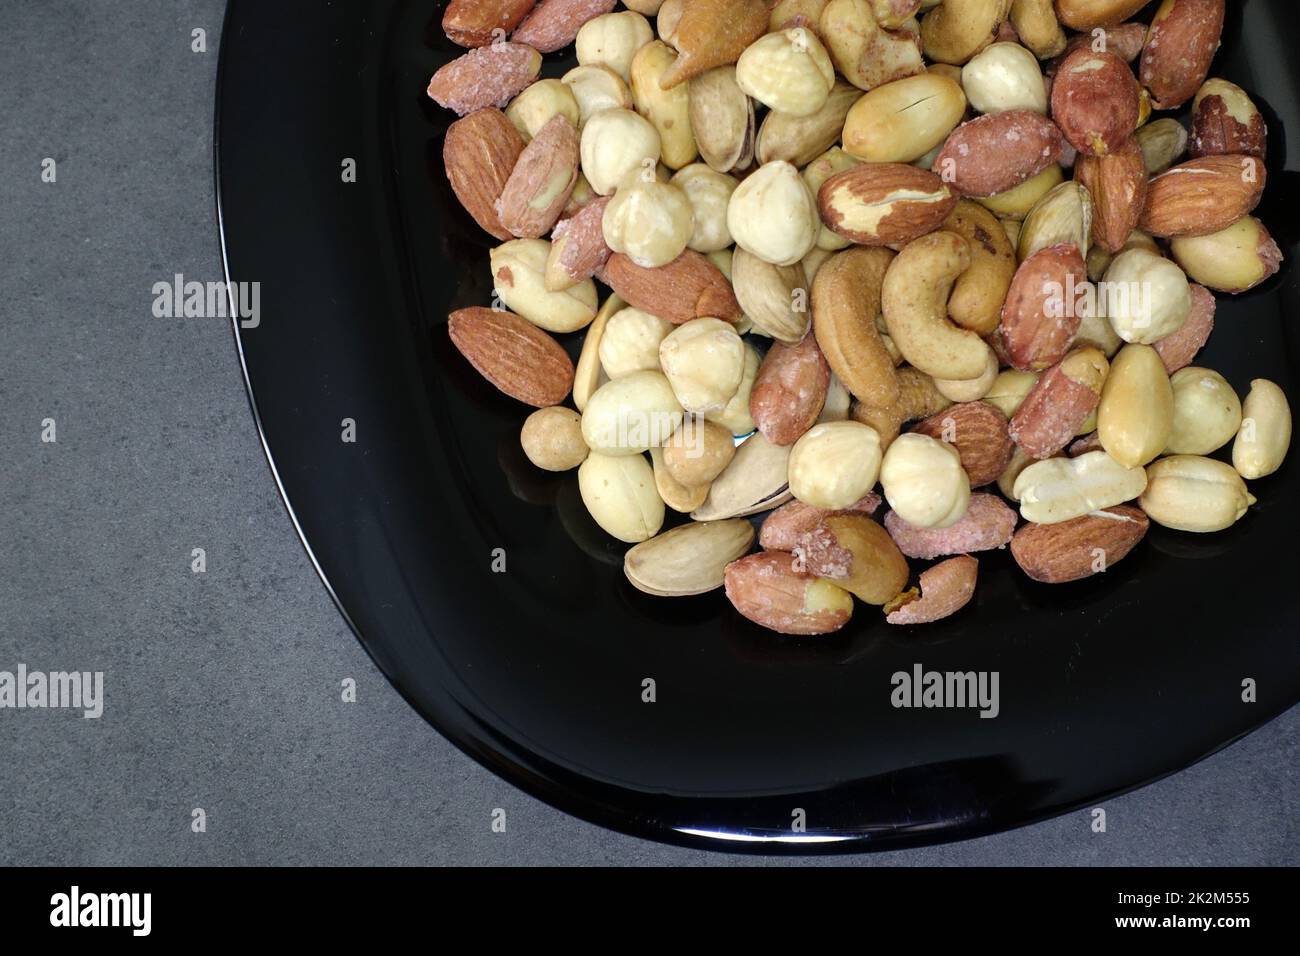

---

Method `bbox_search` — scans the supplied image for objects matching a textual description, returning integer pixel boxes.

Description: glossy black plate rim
[213,0,1299,855]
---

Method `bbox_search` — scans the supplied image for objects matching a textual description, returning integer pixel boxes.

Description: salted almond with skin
[447,307,574,407]
[1153,283,1215,374]
[911,402,1013,487]
[659,0,770,88]
[443,0,538,47]
[751,334,832,446]
[758,495,881,551]
[1097,344,1173,468]
[811,247,900,409]
[999,243,1087,371]
[1010,348,1108,459]
[602,251,742,325]
[1010,505,1148,583]
[1073,137,1147,253]
[724,551,854,635]
[796,514,910,605]
[625,518,755,596]
[513,0,618,53]
[1140,155,1265,240]
[1050,48,1139,157]
[497,114,580,239]
[818,164,957,247]
[443,109,527,241]
[1191,79,1267,159]
[883,493,1016,559]
[427,43,543,116]
[546,195,611,290]
[933,111,1065,198]
[1140,0,1225,111]
[885,555,978,626]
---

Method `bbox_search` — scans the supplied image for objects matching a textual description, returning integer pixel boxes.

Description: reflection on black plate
[216,0,1300,851]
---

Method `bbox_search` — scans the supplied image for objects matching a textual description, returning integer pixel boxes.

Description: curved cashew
[811,246,900,408]
[849,366,951,448]
[881,231,994,381]
[919,0,1012,66]
[943,199,1016,337]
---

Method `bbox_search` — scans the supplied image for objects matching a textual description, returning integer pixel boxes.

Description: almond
[818,163,958,246]
[443,0,538,47]
[427,43,543,116]
[750,333,832,446]
[447,307,575,407]
[795,513,910,605]
[1190,79,1267,160]
[758,495,882,551]
[1050,48,1140,157]
[999,242,1087,371]
[1139,154,1266,239]
[496,114,580,239]
[1073,136,1147,253]
[1010,504,1149,583]
[512,0,618,53]
[884,555,978,625]
[1009,347,1108,459]
[1139,0,1225,111]
[1153,283,1215,374]
[602,250,742,325]
[660,0,770,88]
[883,493,1016,559]
[911,401,1013,487]
[443,108,527,241]
[933,111,1065,198]
[723,551,854,635]
[545,195,611,291]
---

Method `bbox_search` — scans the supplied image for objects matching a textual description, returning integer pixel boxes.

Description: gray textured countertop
[0,0,1294,866]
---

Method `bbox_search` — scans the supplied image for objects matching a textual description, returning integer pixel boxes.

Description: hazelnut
[788,421,883,509]
[658,318,747,414]
[726,160,820,266]
[602,174,694,268]
[579,108,661,195]
[880,433,970,529]
[670,164,738,253]
[575,11,654,83]
[599,307,674,379]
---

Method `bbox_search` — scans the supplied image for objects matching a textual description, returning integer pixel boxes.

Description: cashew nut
[920,0,1013,66]
[811,246,900,408]
[881,231,994,381]
[849,366,951,448]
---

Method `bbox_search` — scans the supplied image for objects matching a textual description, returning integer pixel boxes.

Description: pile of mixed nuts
[432,0,1291,635]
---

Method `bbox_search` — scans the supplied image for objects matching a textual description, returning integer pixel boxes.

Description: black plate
[216,0,1300,851]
